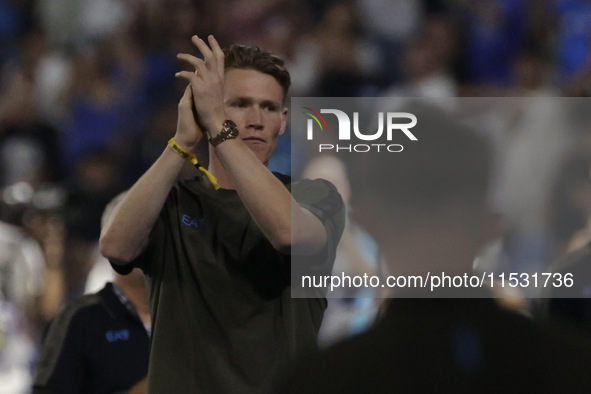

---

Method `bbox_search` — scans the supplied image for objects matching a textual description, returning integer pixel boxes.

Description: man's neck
[207,152,234,189]
[206,142,272,189]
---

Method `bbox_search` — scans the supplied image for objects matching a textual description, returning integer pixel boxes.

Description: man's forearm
[99,147,186,262]
[214,138,327,255]
[175,35,329,256]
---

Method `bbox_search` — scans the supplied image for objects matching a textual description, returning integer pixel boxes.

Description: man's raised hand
[175,35,227,138]
[174,84,203,150]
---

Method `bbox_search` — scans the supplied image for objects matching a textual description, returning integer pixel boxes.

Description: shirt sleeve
[108,186,173,277]
[109,243,154,276]
[290,178,346,295]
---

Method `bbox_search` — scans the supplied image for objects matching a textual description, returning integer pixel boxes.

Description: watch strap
[209,119,239,146]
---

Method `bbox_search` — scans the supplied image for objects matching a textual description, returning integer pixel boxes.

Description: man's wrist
[171,136,198,152]
[208,119,239,147]
[205,115,229,139]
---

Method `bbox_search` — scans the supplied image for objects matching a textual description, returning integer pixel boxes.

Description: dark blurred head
[223,44,291,102]
[348,105,493,265]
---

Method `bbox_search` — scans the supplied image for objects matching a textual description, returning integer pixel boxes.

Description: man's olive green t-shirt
[112,173,344,393]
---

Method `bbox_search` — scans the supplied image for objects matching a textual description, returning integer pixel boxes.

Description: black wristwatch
[209,119,239,146]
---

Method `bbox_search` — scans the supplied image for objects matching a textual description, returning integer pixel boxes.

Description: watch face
[225,119,239,138]
[210,120,239,146]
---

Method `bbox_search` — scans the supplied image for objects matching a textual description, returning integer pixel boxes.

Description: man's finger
[183,84,193,99]
[177,84,192,111]
[175,70,198,83]
[191,35,216,70]
[177,53,206,74]
[208,35,225,77]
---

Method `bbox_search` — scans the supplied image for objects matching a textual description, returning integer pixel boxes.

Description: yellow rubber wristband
[168,138,220,190]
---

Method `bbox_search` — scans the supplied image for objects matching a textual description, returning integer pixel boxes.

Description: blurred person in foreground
[541,241,591,335]
[33,193,150,394]
[301,155,380,348]
[99,35,344,393]
[283,106,591,393]
[32,269,150,394]
[0,205,65,393]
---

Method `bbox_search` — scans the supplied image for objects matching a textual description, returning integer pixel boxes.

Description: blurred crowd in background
[3,0,591,391]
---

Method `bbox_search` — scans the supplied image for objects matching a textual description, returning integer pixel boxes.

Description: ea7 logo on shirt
[182,214,204,229]
[106,329,130,342]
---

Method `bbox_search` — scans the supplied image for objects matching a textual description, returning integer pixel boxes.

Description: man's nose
[246,107,263,129]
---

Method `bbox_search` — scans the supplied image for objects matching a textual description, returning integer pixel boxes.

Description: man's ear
[279,107,288,136]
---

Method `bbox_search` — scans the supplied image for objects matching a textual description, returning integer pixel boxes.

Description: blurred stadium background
[2,0,591,391]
